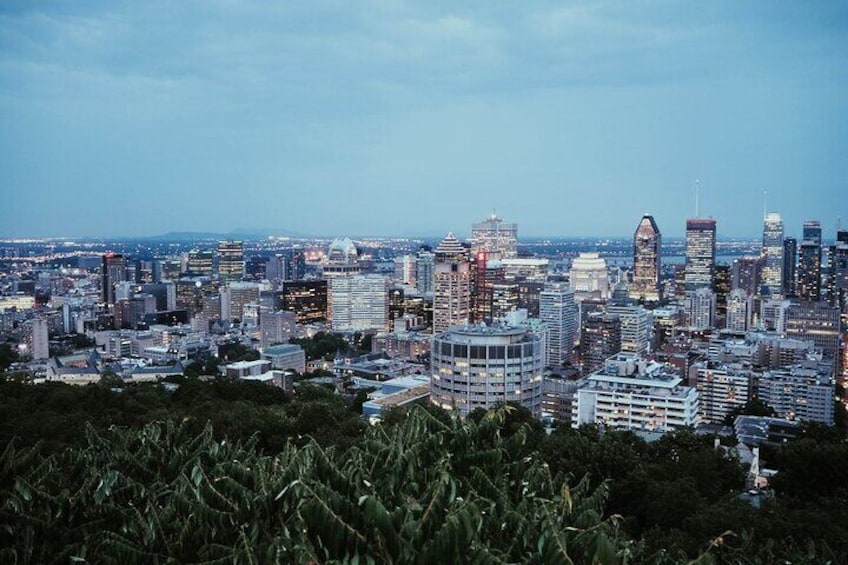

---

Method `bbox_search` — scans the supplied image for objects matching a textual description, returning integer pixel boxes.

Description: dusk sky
[1,1,846,239]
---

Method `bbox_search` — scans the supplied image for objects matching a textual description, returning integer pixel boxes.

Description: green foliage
[290,331,351,361]
[723,399,776,426]
[0,342,18,371]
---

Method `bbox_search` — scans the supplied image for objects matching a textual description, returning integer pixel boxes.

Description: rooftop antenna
[763,190,767,220]
[694,179,700,217]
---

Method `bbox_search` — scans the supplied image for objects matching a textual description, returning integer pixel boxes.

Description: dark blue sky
[1,1,846,239]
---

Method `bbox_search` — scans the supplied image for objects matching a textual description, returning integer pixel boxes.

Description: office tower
[822,245,837,305]
[25,316,49,360]
[785,302,841,360]
[692,361,750,424]
[135,259,158,283]
[186,250,214,277]
[217,241,244,281]
[393,254,417,286]
[833,240,848,307]
[803,220,822,246]
[491,282,520,321]
[415,248,435,294]
[630,214,662,301]
[265,254,289,284]
[761,213,784,296]
[605,302,651,355]
[782,237,797,297]
[798,240,822,302]
[289,250,306,281]
[760,299,790,333]
[279,280,328,324]
[329,275,389,332]
[502,258,549,282]
[327,237,358,263]
[726,288,752,332]
[226,282,261,323]
[731,255,763,296]
[684,219,717,291]
[102,253,128,305]
[517,281,544,318]
[572,353,700,431]
[433,233,471,333]
[430,324,544,418]
[471,251,505,324]
[569,253,610,300]
[470,213,518,259]
[685,287,716,330]
[260,309,296,349]
[714,264,730,327]
[540,283,578,367]
[245,255,267,280]
[580,312,622,374]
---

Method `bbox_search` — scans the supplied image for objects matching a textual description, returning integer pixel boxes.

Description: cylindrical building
[430,325,544,418]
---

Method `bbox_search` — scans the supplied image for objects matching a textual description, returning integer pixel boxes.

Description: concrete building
[470,213,518,259]
[433,233,471,333]
[726,289,752,332]
[756,361,835,425]
[372,331,432,360]
[580,312,622,375]
[259,309,296,348]
[785,302,841,360]
[223,359,272,379]
[262,343,306,374]
[539,283,578,367]
[692,361,751,424]
[415,249,435,295]
[430,324,544,418]
[330,275,389,332]
[605,302,651,355]
[25,316,49,360]
[685,287,716,330]
[572,353,700,432]
[569,253,610,301]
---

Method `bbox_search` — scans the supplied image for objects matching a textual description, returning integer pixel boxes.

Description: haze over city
[1,1,846,238]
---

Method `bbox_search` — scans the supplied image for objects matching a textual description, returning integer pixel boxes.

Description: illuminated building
[471,251,505,324]
[605,302,651,355]
[259,310,296,349]
[491,282,520,321]
[393,254,417,286]
[569,253,610,301]
[415,249,435,294]
[217,241,244,281]
[433,233,471,333]
[692,361,750,424]
[761,212,784,296]
[685,287,715,330]
[756,361,834,425]
[330,275,389,332]
[572,353,700,432]
[580,312,621,374]
[430,324,544,418]
[470,213,518,259]
[684,219,716,291]
[186,250,214,277]
[225,282,261,323]
[785,302,841,360]
[501,258,549,282]
[782,238,797,297]
[539,283,577,367]
[798,240,822,302]
[102,253,128,305]
[760,299,790,333]
[630,214,662,301]
[725,289,752,332]
[280,280,328,324]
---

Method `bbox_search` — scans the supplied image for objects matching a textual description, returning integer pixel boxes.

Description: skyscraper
[433,233,471,333]
[539,283,578,367]
[798,240,822,302]
[630,214,662,302]
[415,248,435,294]
[569,253,610,301]
[684,219,716,291]
[329,275,389,332]
[782,237,797,297]
[186,249,214,277]
[761,212,784,297]
[217,240,244,281]
[580,312,622,374]
[803,220,822,246]
[470,213,518,259]
[726,288,752,332]
[102,253,128,305]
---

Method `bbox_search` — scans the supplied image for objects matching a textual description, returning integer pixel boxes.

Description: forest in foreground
[1,377,847,564]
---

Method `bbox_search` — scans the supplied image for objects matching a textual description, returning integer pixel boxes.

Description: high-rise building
[605,302,651,355]
[714,264,731,327]
[330,275,389,332]
[25,316,49,360]
[832,240,848,308]
[393,255,417,286]
[226,282,261,323]
[692,361,750,424]
[785,302,841,360]
[684,219,717,291]
[186,250,214,277]
[761,213,784,297]
[102,253,128,305]
[433,233,471,333]
[803,220,822,246]
[279,280,328,324]
[470,251,505,324]
[470,213,518,259]
[259,309,297,349]
[630,214,662,301]
[430,324,544,418]
[782,237,797,297]
[569,253,610,301]
[731,255,763,296]
[539,283,578,367]
[798,240,822,302]
[217,241,244,281]
[289,250,306,281]
[415,249,435,294]
[580,312,621,374]
[685,287,716,330]
[756,362,834,425]
[490,282,520,321]
[725,289,752,332]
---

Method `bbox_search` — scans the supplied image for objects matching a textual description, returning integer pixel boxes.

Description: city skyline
[1,2,846,239]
